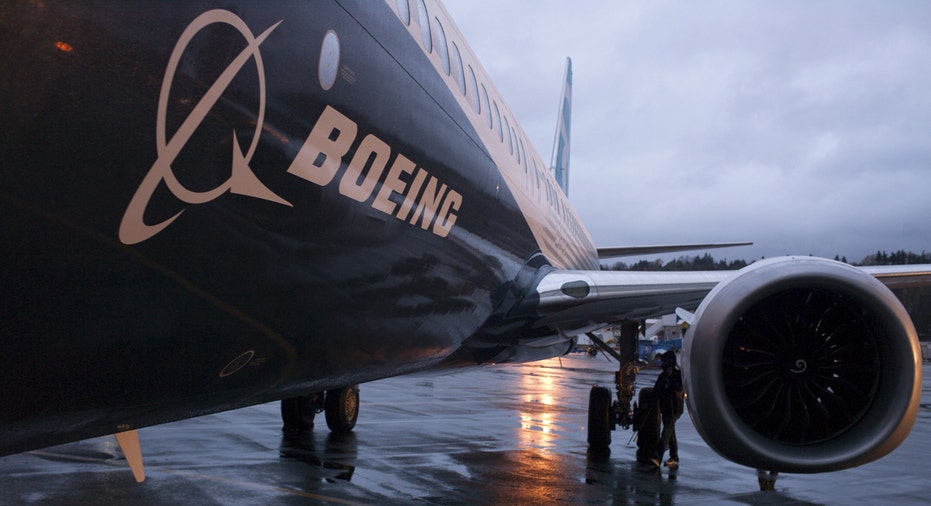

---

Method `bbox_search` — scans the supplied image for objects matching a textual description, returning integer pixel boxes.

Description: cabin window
[397,0,410,25]
[416,0,432,52]
[434,18,450,75]
[493,101,503,142]
[451,42,465,95]
[504,116,513,154]
[517,137,523,164]
[468,65,480,113]
[481,85,492,128]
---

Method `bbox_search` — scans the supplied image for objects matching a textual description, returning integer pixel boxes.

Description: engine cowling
[683,256,921,473]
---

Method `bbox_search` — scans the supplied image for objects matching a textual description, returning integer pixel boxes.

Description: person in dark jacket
[651,350,684,468]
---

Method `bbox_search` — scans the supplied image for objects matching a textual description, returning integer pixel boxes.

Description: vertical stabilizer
[550,58,572,195]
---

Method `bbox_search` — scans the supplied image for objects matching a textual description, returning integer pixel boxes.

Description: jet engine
[683,256,921,473]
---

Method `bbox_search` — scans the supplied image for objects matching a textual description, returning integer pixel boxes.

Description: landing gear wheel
[325,385,360,434]
[587,385,613,448]
[635,387,660,463]
[281,395,318,432]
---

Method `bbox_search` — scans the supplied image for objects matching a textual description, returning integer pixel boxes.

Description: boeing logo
[119,10,290,245]
[120,10,461,245]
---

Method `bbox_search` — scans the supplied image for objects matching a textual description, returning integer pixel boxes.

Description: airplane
[2,0,930,489]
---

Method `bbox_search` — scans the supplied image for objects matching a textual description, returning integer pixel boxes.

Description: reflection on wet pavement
[1,356,930,504]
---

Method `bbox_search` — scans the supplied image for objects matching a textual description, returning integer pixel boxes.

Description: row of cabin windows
[396,0,544,183]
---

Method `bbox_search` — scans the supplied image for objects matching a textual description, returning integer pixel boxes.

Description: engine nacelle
[683,256,921,473]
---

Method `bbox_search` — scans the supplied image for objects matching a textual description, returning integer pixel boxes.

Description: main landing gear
[586,322,661,464]
[281,385,360,435]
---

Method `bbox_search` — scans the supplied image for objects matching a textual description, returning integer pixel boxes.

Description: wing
[862,264,931,289]
[533,261,931,337]
[533,269,728,336]
[597,242,752,258]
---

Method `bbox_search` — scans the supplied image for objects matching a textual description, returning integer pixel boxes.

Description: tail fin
[550,57,572,195]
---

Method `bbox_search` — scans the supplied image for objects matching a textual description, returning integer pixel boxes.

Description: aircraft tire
[325,385,360,434]
[587,385,612,448]
[281,395,316,432]
[635,387,661,463]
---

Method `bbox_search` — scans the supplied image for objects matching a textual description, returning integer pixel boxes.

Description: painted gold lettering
[339,134,390,202]
[432,190,462,238]
[372,154,415,215]
[409,176,447,231]
[395,168,428,221]
[287,105,357,185]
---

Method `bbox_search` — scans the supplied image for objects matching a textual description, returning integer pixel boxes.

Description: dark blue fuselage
[0,1,595,456]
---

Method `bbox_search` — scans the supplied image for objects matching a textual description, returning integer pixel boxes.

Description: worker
[651,350,684,468]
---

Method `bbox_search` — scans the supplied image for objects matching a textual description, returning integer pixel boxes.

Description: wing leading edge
[533,262,931,337]
[597,242,753,259]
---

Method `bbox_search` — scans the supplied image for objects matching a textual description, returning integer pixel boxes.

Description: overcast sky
[442,1,931,264]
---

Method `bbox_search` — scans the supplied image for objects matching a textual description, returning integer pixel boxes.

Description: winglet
[115,430,146,483]
[550,57,572,195]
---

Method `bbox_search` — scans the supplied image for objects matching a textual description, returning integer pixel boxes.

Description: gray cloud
[442,1,931,263]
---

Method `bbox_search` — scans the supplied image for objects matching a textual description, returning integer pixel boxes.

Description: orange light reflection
[518,364,560,449]
[511,361,568,503]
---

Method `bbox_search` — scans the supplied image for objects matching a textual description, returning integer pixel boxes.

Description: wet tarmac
[2,354,930,505]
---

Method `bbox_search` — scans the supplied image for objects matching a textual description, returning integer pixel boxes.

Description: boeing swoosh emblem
[119,10,291,245]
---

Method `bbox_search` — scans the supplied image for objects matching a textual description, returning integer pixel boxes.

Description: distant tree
[607,253,748,272]
[859,250,931,266]
[602,249,930,338]
[629,259,664,271]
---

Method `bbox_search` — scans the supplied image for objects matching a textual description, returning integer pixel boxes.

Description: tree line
[602,252,748,272]
[602,250,931,338]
